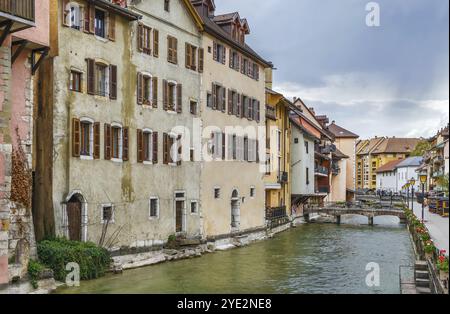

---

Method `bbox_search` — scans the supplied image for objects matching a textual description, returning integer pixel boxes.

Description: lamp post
[420,174,427,223]
[410,178,416,212]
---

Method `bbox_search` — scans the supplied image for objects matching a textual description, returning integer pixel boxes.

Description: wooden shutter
[153,132,158,164]
[104,124,111,160]
[221,88,226,113]
[153,29,159,57]
[152,77,158,108]
[62,0,70,26]
[72,118,80,157]
[211,83,217,110]
[163,133,169,164]
[86,59,95,95]
[137,72,143,105]
[163,80,168,110]
[123,127,129,161]
[198,48,204,73]
[137,129,143,163]
[176,84,182,113]
[108,14,116,41]
[89,4,95,34]
[213,42,217,61]
[137,24,144,52]
[228,90,233,115]
[109,65,117,100]
[185,43,191,69]
[94,122,100,159]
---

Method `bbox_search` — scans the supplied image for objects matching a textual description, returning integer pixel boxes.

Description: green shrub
[37,238,112,281]
[28,259,45,289]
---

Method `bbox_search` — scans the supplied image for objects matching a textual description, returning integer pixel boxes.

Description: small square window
[149,198,159,218]
[102,205,114,223]
[214,188,221,199]
[190,201,198,214]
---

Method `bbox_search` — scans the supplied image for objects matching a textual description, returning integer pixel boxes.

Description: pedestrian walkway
[412,201,449,255]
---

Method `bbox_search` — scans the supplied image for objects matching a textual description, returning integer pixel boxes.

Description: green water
[57,222,414,294]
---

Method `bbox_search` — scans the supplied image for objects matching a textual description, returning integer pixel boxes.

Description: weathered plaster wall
[200,32,267,237]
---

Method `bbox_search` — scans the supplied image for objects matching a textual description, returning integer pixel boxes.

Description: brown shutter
[94,122,100,159]
[89,4,95,34]
[137,24,144,52]
[152,77,158,108]
[212,83,217,110]
[185,43,191,69]
[228,89,233,115]
[163,80,168,110]
[122,127,129,161]
[137,129,143,163]
[86,58,95,95]
[72,118,80,157]
[109,65,117,100]
[213,42,217,61]
[153,132,158,164]
[163,133,169,164]
[198,48,204,73]
[153,29,159,57]
[62,0,70,26]
[104,124,111,160]
[137,72,143,105]
[176,84,182,113]
[108,14,116,41]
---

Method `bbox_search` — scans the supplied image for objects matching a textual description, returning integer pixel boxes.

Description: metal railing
[0,0,35,21]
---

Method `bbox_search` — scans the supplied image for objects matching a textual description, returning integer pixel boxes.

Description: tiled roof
[328,123,359,139]
[372,138,420,154]
[376,159,404,173]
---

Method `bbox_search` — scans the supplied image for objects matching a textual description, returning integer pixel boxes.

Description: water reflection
[57,223,414,294]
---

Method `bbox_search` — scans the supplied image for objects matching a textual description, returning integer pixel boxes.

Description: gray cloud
[215,0,449,138]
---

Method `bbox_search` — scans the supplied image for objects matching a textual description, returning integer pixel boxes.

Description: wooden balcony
[0,0,35,35]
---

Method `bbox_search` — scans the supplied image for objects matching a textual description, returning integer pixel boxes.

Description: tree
[411,140,432,157]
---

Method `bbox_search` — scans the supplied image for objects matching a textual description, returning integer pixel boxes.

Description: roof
[396,157,423,168]
[372,138,420,155]
[328,122,359,139]
[376,159,405,173]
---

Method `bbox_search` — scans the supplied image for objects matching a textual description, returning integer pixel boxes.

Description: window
[214,188,221,199]
[102,205,114,224]
[213,42,225,64]
[70,70,82,92]
[190,201,198,214]
[80,121,93,157]
[164,0,170,12]
[250,187,256,198]
[190,100,198,115]
[94,9,106,38]
[69,4,82,30]
[167,36,178,64]
[95,63,107,97]
[112,126,122,160]
[149,198,159,218]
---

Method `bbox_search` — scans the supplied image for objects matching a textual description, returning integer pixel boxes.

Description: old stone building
[35,0,204,252]
[191,0,272,242]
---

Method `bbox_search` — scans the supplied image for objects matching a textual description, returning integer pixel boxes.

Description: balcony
[278,171,288,184]
[315,165,329,176]
[0,0,35,36]
[266,105,276,120]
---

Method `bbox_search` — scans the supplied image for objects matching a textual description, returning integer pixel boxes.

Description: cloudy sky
[216,0,449,139]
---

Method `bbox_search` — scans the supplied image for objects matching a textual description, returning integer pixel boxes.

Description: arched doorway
[231,189,241,230]
[67,193,84,241]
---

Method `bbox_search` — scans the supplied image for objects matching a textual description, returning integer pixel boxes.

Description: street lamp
[409,178,416,212]
[420,174,427,223]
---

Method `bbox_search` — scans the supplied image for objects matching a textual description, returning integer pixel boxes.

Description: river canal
[57,217,414,294]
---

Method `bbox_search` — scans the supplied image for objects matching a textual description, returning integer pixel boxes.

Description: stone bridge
[304,206,407,226]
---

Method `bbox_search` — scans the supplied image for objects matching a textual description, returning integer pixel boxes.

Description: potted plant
[437,250,449,281]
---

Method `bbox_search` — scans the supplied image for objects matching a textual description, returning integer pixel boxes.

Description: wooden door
[175,201,184,233]
[67,201,82,241]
